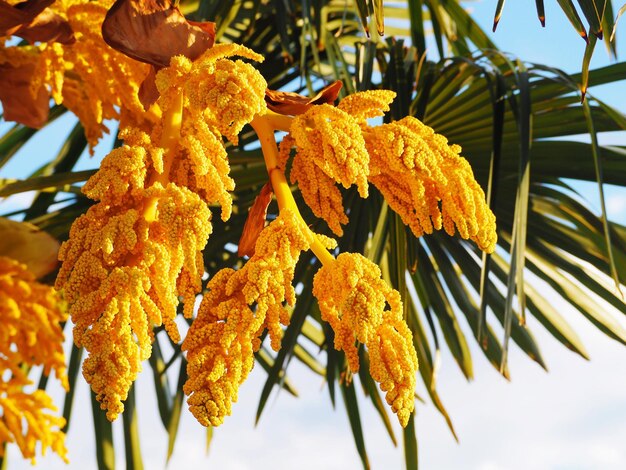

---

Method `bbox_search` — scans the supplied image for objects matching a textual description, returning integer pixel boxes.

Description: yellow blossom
[365,116,497,253]
[57,183,212,420]
[184,45,267,144]
[312,253,418,427]
[284,133,349,236]
[290,104,370,196]
[0,257,68,463]
[61,2,150,146]
[337,89,396,126]
[55,41,269,420]
[284,104,370,235]
[57,110,214,420]
[150,47,267,218]
[153,44,267,146]
[0,379,68,464]
[177,117,235,221]
[183,210,312,427]
[32,42,65,104]
[81,140,149,205]
[0,256,68,389]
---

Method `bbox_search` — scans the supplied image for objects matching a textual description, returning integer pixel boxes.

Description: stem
[143,88,184,222]
[250,114,335,266]
[264,111,294,132]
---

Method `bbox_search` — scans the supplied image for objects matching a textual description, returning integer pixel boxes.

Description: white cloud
[606,193,626,221]
[0,191,36,216]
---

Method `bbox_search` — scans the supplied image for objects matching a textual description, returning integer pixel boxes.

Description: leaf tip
[501,364,511,381]
[581,30,590,44]
[493,7,503,32]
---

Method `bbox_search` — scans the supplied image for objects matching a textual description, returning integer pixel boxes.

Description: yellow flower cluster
[282,133,348,235]
[0,257,68,387]
[56,45,268,421]
[312,253,417,427]
[365,116,497,252]
[183,44,267,145]
[155,45,268,220]
[278,89,495,253]
[285,104,369,236]
[0,381,68,464]
[57,160,212,419]
[0,256,68,463]
[183,210,312,426]
[60,2,150,144]
[337,89,396,125]
[234,87,495,428]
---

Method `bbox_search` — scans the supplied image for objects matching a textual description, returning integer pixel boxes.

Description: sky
[3,1,626,469]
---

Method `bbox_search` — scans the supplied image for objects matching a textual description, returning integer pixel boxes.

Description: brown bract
[238,182,273,257]
[265,80,342,115]
[0,0,75,44]
[0,61,49,128]
[0,0,53,33]
[102,0,216,68]
[138,65,159,109]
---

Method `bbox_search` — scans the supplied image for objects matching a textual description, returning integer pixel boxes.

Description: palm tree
[1,0,625,468]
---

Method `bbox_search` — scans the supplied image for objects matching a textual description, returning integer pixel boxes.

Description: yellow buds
[185,55,267,143]
[291,104,369,197]
[365,116,497,253]
[277,90,495,253]
[286,103,370,235]
[0,256,68,463]
[55,38,272,422]
[178,117,235,221]
[337,89,396,124]
[180,44,267,144]
[183,210,311,427]
[313,253,418,426]
[182,267,255,427]
[0,256,68,389]
[52,3,149,149]
[369,321,418,428]
[57,182,212,420]
[0,382,68,464]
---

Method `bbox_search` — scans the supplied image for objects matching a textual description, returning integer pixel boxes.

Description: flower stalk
[143,87,184,222]
[251,113,335,266]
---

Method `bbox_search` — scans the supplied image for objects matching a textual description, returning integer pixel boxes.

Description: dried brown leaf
[0,0,74,44]
[102,0,216,68]
[265,80,343,115]
[14,9,75,44]
[0,0,53,34]
[0,61,49,128]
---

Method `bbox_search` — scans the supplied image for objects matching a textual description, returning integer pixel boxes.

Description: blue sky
[3,1,626,469]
